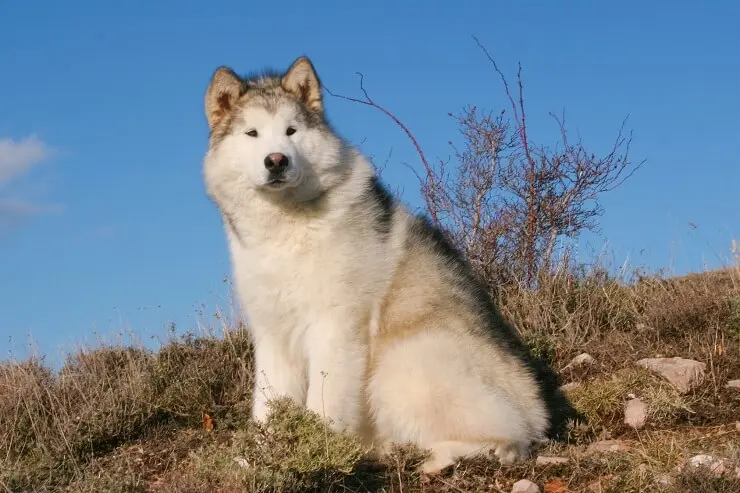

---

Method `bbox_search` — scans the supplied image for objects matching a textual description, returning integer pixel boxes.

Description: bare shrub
[330,36,643,289]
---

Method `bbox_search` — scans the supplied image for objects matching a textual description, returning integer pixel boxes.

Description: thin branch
[473,36,540,283]
[325,41,643,289]
[326,73,441,226]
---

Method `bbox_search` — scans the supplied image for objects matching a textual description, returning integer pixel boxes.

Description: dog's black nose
[264,153,289,173]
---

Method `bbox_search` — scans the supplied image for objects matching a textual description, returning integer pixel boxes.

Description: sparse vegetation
[3,38,739,492]
[2,265,738,492]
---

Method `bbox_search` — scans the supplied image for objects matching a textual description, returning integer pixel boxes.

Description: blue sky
[1,1,738,363]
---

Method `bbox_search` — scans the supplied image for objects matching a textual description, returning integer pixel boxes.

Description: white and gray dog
[201,55,571,474]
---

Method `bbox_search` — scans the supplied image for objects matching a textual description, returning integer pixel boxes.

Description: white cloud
[0,135,53,185]
[0,134,59,234]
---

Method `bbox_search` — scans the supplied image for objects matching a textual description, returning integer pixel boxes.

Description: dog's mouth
[264,175,294,190]
[263,169,301,191]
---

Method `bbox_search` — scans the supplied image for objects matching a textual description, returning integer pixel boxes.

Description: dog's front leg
[251,333,307,423]
[305,321,366,433]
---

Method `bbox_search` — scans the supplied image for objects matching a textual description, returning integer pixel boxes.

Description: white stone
[635,357,706,393]
[511,479,540,493]
[624,397,648,429]
[536,455,569,466]
[657,473,673,488]
[585,439,630,455]
[725,379,740,389]
[564,352,596,369]
[688,454,726,476]
[233,456,250,468]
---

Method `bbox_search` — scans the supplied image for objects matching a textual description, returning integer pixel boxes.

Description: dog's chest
[229,220,351,327]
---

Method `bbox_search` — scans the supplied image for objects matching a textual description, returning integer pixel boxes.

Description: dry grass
[0,327,253,492]
[564,367,698,442]
[1,266,739,492]
[153,398,368,492]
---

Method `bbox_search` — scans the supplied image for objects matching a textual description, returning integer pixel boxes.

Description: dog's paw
[418,454,455,477]
[494,442,525,466]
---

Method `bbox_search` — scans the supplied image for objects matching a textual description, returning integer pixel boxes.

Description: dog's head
[203,56,346,203]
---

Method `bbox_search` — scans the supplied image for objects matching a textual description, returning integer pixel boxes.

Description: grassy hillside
[2,266,739,492]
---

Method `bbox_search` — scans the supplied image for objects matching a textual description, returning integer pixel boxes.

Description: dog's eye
[286,127,296,136]
[246,129,258,137]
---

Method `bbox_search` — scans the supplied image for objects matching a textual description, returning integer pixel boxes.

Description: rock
[624,397,648,429]
[687,454,726,476]
[560,382,581,392]
[725,379,740,389]
[635,357,706,393]
[233,456,250,468]
[585,439,630,455]
[736,421,740,431]
[511,479,540,493]
[536,455,569,466]
[657,473,673,488]
[564,352,595,369]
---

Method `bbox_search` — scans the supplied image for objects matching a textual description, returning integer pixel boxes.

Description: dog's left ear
[282,56,323,112]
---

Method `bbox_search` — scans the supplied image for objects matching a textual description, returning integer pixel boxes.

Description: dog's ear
[205,67,242,129]
[281,56,322,112]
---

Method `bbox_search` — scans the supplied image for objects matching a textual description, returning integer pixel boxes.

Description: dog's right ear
[205,67,242,129]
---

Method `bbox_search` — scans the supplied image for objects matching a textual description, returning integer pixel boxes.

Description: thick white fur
[203,74,549,474]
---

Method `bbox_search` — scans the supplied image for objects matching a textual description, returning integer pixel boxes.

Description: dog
[201,55,571,474]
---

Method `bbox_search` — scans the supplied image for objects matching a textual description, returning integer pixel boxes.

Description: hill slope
[2,268,739,492]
